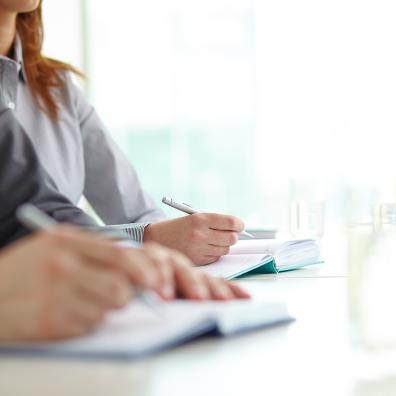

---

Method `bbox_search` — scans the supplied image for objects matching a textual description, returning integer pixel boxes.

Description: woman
[0,0,244,265]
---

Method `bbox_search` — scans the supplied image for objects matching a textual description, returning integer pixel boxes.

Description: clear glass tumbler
[289,200,326,239]
[372,203,396,232]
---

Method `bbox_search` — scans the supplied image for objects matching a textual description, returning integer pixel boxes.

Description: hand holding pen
[143,197,253,266]
[162,197,254,239]
[16,204,167,315]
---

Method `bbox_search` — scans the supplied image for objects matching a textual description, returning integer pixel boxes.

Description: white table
[0,238,393,396]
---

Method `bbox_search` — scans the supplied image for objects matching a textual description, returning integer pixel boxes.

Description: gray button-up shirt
[0,37,166,241]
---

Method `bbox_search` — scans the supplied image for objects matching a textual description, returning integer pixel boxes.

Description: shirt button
[7,102,15,110]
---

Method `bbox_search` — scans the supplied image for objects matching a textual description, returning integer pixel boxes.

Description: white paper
[229,239,283,255]
[199,253,269,279]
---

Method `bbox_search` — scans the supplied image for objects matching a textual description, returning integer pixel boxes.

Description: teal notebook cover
[234,257,323,279]
[201,239,323,280]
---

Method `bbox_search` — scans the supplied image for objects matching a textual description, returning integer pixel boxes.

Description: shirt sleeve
[68,77,166,240]
[0,105,144,246]
[0,105,96,247]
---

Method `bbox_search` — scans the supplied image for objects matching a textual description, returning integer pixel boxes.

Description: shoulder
[56,71,94,123]
[57,71,87,108]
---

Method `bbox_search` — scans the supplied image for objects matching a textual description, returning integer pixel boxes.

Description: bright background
[42,0,396,230]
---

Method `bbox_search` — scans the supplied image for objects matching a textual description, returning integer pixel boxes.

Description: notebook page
[230,239,316,256]
[229,239,283,255]
[276,240,320,269]
[199,253,270,279]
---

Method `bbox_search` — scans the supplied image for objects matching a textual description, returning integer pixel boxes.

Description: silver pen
[16,204,166,316]
[162,197,255,239]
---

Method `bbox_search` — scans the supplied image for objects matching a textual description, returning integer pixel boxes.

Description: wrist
[143,220,171,245]
[143,223,155,242]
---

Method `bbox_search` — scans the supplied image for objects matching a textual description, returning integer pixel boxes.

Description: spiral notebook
[199,239,322,280]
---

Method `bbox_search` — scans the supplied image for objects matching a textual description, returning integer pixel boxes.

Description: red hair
[16,2,82,120]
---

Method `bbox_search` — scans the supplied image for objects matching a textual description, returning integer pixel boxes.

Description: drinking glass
[289,200,325,238]
[372,203,396,232]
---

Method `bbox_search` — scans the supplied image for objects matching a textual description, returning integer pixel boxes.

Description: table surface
[0,234,392,396]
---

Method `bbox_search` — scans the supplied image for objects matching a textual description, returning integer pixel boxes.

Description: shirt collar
[14,34,28,83]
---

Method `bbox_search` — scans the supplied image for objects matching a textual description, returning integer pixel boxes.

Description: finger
[207,229,239,247]
[38,290,105,340]
[46,228,134,273]
[205,245,230,257]
[141,244,176,300]
[66,292,107,328]
[74,264,132,309]
[205,276,234,300]
[204,214,245,232]
[80,244,161,289]
[119,248,169,289]
[201,256,221,265]
[44,249,132,309]
[228,282,251,299]
[43,322,92,341]
[174,265,211,300]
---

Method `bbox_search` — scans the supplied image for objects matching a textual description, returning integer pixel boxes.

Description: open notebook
[0,300,293,359]
[199,239,321,280]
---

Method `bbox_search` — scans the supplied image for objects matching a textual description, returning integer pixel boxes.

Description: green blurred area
[113,125,258,220]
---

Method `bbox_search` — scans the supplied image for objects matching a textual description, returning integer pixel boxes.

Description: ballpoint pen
[162,197,255,239]
[16,204,166,316]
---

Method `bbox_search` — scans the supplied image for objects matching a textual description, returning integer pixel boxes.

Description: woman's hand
[143,213,245,265]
